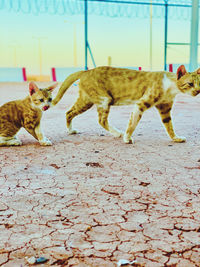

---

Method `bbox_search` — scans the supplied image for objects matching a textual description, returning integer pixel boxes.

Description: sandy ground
[0,82,200,267]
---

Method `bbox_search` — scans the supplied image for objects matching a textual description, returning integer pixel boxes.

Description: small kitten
[0,81,57,146]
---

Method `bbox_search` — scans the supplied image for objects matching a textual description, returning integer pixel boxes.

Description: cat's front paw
[10,138,22,146]
[172,136,186,143]
[14,140,22,146]
[39,138,52,146]
[109,127,123,138]
[113,131,123,138]
[68,129,78,135]
[123,134,133,144]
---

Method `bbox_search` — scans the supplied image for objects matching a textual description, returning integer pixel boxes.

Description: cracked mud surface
[0,82,200,267]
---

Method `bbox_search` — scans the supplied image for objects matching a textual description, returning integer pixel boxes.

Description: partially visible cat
[0,82,57,146]
[52,65,200,143]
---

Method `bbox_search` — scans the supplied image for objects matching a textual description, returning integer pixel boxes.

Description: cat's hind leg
[66,96,93,134]
[0,136,22,146]
[97,97,122,137]
[156,102,186,142]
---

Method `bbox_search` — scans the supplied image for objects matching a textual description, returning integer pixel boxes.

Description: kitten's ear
[197,68,200,74]
[47,83,58,91]
[29,82,39,95]
[177,65,187,80]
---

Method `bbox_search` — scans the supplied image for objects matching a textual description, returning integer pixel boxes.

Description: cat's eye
[48,97,52,102]
[188,82,194,87]
[39,99,44,102]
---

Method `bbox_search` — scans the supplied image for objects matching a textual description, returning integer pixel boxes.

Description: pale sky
[0,1,198,76]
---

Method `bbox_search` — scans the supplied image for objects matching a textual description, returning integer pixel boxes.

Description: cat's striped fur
[52,65,200,143]
[0,82,57,146]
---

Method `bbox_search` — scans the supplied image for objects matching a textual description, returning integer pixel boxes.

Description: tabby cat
[52,65,200,144]
[0,82,57,146]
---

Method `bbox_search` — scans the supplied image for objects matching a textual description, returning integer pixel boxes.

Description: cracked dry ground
[0,82,200,267]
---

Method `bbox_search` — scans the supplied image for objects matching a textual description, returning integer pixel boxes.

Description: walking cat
[52,65,200,144]
[0,82,57,146]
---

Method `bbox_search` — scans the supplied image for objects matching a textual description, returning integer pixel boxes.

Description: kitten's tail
[52,70,86,105]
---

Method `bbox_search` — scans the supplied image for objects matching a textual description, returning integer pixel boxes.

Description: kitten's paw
[40,138,52,146]
[68,129,78,135]
[172,136,186,143]
[123,135,133,144]
[8,138,22,146]
[14,140,22,146]
[11,141,22,146]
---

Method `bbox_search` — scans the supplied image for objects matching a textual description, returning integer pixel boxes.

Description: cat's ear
[29,82,39,95]
[47,83,58,91]
[177,65,187,80]
[196,68,200,74]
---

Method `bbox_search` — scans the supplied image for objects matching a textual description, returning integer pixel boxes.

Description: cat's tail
[52,70,86,105]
